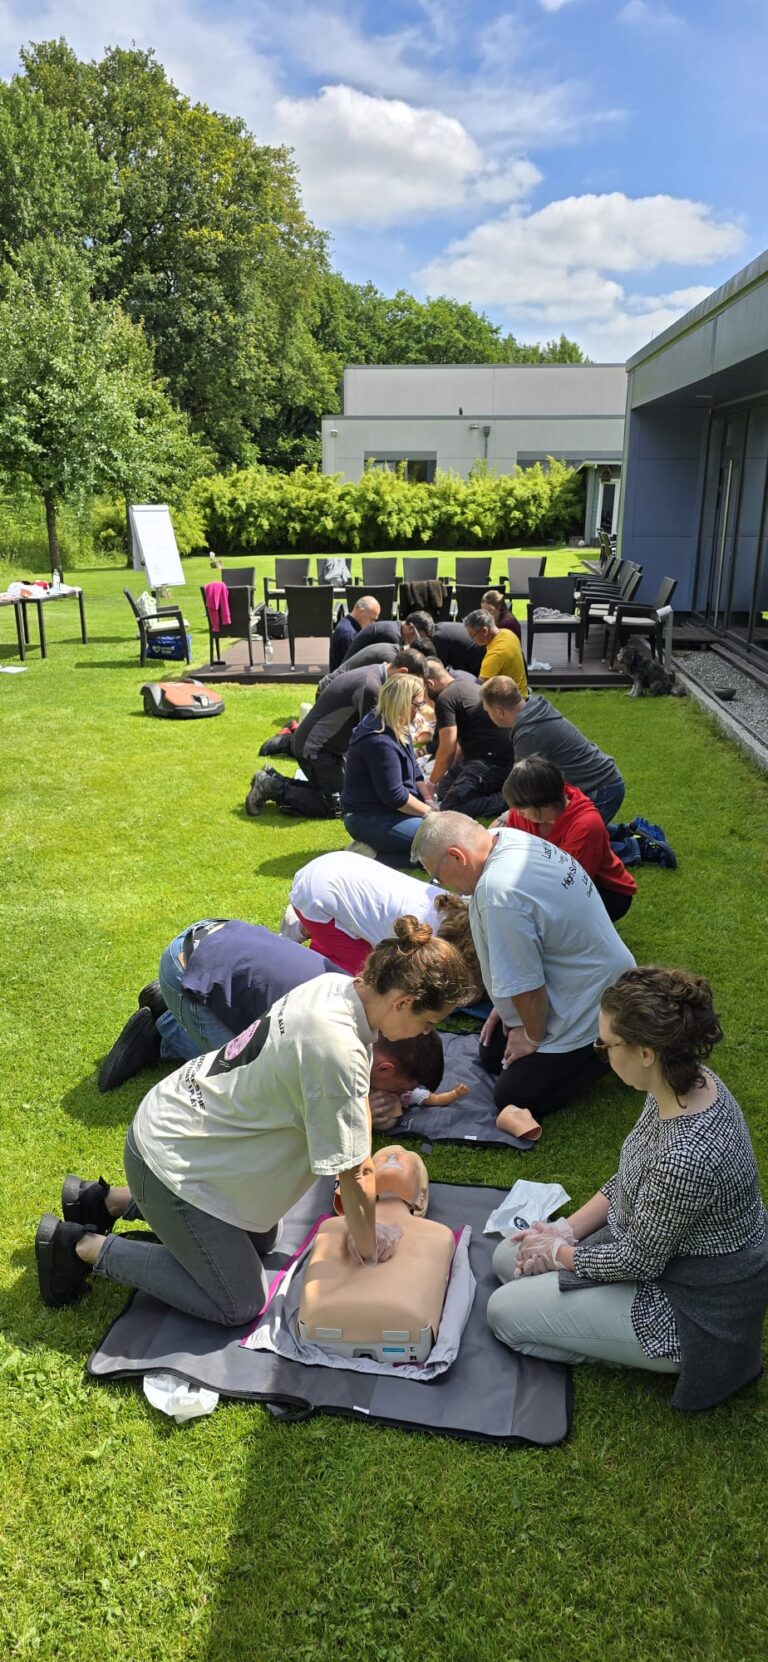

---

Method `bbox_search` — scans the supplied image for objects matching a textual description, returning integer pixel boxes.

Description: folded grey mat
[88,1179,571,1448]
[398,1030,535,1149]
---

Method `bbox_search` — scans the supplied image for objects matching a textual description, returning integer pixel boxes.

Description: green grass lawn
[1,562,767,1662]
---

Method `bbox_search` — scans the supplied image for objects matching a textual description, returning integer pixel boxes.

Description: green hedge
[194,460,584,554]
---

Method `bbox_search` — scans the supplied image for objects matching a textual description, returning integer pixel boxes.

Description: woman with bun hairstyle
[36,920,473,1319]
[488,967,768,1410]
[341,673,436,867]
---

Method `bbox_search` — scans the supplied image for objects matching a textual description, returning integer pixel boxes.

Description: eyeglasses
[593,1038,622,1058]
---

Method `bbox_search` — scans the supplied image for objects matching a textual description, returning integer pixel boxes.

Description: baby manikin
[298,1146,456,1364]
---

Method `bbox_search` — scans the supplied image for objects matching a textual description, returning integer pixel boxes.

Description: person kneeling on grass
[499,754,637,924]
[487,966,768,1411]
[36,920,473,1321]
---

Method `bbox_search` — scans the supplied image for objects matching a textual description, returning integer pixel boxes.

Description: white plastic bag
[143,1370,220,1424]
[483,1180,571,1236]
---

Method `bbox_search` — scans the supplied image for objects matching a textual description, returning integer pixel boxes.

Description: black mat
[399,1030,535,1150]
[88,1180,571,1447]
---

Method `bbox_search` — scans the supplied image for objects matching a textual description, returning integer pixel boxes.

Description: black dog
[618,636,686,697]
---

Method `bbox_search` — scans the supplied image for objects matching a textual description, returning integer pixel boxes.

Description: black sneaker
[98,1007,161,1093]
[62,1174,114,1234]
[138,980,168,1020]
[35,1215,95,1308]
[245,771,283,817]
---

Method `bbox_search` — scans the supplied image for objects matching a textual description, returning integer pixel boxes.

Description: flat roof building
[620,249,768,659]
[322,363,626,542]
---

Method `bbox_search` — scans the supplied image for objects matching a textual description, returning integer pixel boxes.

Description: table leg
[13,602,26,662]
[78,590,88,644]
[37,600,48,658]
[21,600,30,644]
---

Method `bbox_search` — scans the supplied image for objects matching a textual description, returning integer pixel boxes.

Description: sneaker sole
[35,1214,89,1309]
[61,1175,114,1234]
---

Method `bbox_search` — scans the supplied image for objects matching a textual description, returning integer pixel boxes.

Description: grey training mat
[88,1179,572,1448]
[398,1029,535,1150]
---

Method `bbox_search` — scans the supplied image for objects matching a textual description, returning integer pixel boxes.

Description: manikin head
[351,596,381,627]
[479,675,525,730]
[334,1145,429,1217]
[412,812,494,895]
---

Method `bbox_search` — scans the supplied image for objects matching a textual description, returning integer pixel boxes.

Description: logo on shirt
[208,1015,272,1075]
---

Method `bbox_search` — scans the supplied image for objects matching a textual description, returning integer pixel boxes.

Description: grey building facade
[322,364,626,541]
[620,249,768,657]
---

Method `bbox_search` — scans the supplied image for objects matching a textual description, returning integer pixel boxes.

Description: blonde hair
[376,673,424,742]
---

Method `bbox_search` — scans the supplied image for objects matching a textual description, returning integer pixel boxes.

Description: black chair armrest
[613,601,657,622]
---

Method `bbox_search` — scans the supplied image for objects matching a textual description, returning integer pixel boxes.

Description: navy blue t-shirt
[181,921,335,1034]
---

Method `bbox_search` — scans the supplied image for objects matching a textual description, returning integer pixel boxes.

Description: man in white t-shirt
[412,812,635,1119]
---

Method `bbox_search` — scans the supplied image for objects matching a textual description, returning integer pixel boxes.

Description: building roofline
[626,247,768,370]
[342,362,626,372]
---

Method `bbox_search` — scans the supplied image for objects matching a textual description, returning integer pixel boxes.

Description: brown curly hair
[601,966,723,1096]
[361,915,474,1014]
[433,893,486,1002]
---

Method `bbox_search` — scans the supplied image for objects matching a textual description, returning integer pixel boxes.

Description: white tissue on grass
[483,1180,571,1236]
[143,1370,220,1423]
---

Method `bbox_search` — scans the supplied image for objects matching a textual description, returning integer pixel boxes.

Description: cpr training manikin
[298,1146,456,1365]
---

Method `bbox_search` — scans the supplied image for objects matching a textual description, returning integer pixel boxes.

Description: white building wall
[342,363,626,419]
[322,414,625,481]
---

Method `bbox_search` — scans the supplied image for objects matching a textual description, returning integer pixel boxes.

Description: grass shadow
[255,849,340,877]
[60,1067,169,1128]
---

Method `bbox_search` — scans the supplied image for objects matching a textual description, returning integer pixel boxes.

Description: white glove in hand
[510,1218,576,1278]
[346,1223,403,1266]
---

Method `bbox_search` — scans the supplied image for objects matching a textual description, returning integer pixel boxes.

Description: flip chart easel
[129,505,185,591]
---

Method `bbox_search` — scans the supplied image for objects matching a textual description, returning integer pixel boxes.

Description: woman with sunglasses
[341,673,436,868]
[487,966,768,1409]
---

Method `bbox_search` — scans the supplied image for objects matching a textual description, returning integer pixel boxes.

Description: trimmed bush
[194,459,584,554]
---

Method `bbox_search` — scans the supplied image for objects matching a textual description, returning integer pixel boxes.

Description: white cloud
[275,84,542,224]
[537,0,580,10]
[618,1,684,26]
[418,192,744,358]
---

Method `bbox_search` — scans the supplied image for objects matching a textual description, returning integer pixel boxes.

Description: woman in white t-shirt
[286,848,485,999]
[36,919,473,1326]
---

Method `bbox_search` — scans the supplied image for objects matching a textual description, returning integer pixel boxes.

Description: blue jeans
[343,810,425,868]
[94,1123,276,1326]
[156,926,236,1062]
[591,777,625,826]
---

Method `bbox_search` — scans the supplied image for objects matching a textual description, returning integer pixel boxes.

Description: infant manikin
[298,1146,456,1364]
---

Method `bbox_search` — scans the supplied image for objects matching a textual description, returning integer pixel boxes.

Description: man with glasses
[412,812,634,1120]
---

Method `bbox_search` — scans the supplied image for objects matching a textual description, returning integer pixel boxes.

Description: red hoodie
[506,784,637,895]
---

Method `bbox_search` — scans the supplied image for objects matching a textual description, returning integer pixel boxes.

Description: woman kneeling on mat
[36,921,472,1325]
[487,967,768,1410]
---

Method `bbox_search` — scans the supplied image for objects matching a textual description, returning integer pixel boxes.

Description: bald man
[329,596,381,672]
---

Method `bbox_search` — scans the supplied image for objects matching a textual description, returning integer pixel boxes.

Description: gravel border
[674,650,768,771]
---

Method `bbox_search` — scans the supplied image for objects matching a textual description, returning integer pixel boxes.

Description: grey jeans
[93,1123,276,1327]
[486,1238,679,1373]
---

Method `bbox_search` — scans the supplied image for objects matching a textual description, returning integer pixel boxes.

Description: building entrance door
[697,416,745,630]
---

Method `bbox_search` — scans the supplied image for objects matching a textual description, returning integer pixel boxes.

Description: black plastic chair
[455,583,490,619]
[580,565,642,648]
[504,556,547,599]
[220,566,255,592]
[283,584,335,667]
[403,556,439,581]
[344,584,397,622]
[603,577,678,666]
[361,556,398,587]
[455,556,491,587]
[526,576,581,666]
[200,585,257,667]
[264,558,311,608]
[125,588,190,666]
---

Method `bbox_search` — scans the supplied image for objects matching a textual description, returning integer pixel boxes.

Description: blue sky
[1,0,766,358]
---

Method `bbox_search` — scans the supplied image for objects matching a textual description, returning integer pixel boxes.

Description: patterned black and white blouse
[573,1072,765,1359]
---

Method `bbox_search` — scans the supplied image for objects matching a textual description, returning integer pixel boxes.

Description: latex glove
[347,1223,403,1266]
[511,1219,576,1278]
[479,1009,502,1048]
[369,1089,404,1131]
[507,1218,577,1249]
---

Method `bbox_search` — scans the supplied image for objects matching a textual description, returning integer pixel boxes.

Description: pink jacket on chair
[204,581,231,632]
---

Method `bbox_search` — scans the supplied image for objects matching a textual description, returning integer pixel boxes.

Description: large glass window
[694,402,768,658]
[364,454,437,484]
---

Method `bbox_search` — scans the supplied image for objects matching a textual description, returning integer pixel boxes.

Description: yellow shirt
[479,629,528,696]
